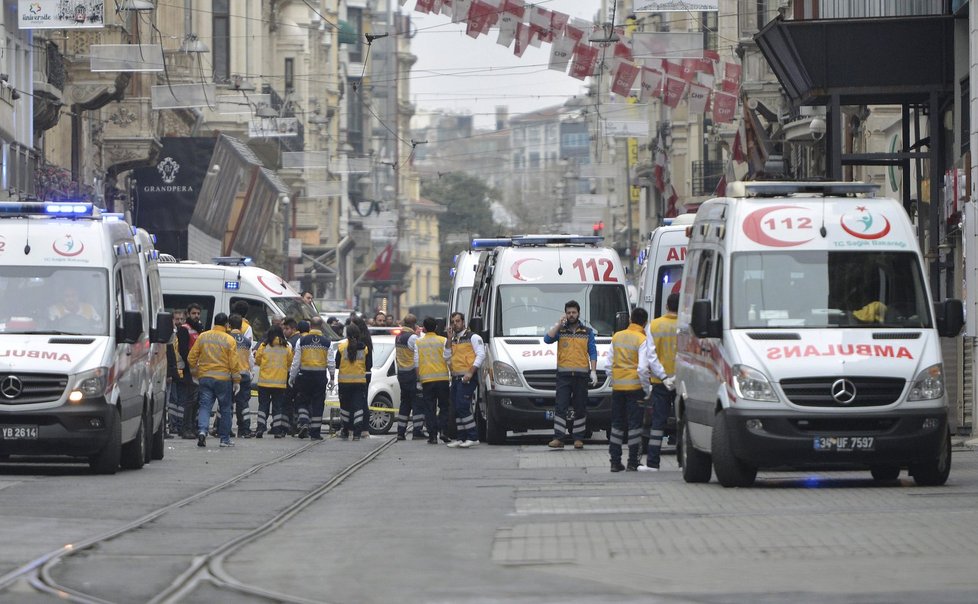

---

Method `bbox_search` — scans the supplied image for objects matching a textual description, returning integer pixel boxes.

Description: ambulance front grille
[780,376,905,407]
[522,369,608,391]
[0,373,69,404]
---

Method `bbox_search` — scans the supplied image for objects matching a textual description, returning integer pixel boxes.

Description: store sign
[634,1,718,12]
[19,0,105,29]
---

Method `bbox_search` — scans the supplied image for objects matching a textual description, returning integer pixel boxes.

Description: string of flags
[407,0,743,123]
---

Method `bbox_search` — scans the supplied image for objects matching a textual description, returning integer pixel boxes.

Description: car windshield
[495,283,628,337]
[273,297,318,321]
[0,267,109,335]
[653,265,683,319]
[731,250,931,329]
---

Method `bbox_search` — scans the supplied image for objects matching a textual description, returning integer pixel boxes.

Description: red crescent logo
[742,205,815,247]
[52,238,85,257]
[510,257,542,282]
[840,215,891,240]
[257,275,285,294]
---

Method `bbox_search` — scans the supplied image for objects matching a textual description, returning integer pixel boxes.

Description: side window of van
[119,263,144,328]
[230,297,272,343]
[712,255,724,320]
[693,250,715,302]
[163,295,215,329]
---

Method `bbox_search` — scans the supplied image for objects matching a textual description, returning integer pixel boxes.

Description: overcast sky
[406,1,603,129]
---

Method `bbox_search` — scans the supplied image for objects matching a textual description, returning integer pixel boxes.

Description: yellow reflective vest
[337,341,369,384]
[417,333,450,383]
[611,324,646,391]
[188,326,241,383]
[648,312,677,384]
[255,340,293,389]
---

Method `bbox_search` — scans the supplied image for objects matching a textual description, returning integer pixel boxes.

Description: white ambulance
[469,235,630,444]
[0,202,173,474]
[637,213,696,319]
[158,258,319,342]
[675,182,963,487]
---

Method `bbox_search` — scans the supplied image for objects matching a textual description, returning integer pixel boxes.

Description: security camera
[809,116,826,141]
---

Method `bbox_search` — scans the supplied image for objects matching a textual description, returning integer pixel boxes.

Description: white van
[0,202,173,473]
[675,182,963,487]
[469,235,631,444]
[637,213,696,319]
[158,258,319,341]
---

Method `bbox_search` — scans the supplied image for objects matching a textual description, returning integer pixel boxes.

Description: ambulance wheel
[120,406,147,470]
[711,410,756,488]
[151,403,166,461]
[680,411,711,483]
[485,401,506,445]
[90,410,121,475]
[368,395,394,435]
[143,402,154,464]
[870,466,900,481]
[911,430,951,487]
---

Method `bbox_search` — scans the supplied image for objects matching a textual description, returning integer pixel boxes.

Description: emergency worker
[188,312,241,448]
[444,312,484,448]
[254,325,293,438]
[228,314,255,438]
[417,316,449,444]
[605,307,666,472]
[395,314,426,440]
[48,285,101,323]
[282,318,301,434]
[231,300,254,341]
[329,323,372,440]
[543,300,598,449]
[642,293,678,471]
[165,310,186,437]
[289,317,330,440]
[176,303,203,439]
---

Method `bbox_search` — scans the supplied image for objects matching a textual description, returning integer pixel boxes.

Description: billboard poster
[19,0,105,29]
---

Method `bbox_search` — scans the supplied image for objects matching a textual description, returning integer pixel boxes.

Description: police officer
[329,323,372,440]
[641,293,678,471]
[417,316,450,444]
[543,300,598,449]
[394,314,425,440]
[228,314,255,438]
[444,312,484,448]
[188,312,241,448]
[605,307,667,472]
[288,316,330,440]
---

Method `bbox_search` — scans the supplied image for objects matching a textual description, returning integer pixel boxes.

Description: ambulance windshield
[731,251,931,329]
[496,284,628,337]
[0,267,109,335]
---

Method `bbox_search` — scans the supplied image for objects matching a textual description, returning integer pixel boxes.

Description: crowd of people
[164,295,678,470]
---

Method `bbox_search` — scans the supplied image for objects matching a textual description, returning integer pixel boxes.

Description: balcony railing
[262,84,305,154]
[692,160,725,197]
[793,0,946,19]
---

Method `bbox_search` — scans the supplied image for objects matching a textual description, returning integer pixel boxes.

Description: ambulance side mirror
[118,310,144,344]
[691,300,722,339]
[152,312,174,343]
[615,311,630,332]
[935,299,964,337]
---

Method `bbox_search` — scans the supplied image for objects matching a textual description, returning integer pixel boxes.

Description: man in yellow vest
[188,312,242,448]
[395,314,426,440]
[543,300,598,449]
[417,316,451,444]
[444,312,485,448]
[605,307,668,471]
[642,292,678,471]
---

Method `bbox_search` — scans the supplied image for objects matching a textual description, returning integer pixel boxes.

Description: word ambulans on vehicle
[675,182,963,487]
[0,203,173,474]
[637,213,695,320]
[468,235,630,444]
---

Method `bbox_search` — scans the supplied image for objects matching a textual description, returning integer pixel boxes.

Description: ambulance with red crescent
[158,257,318,341]
[0,202,173,474]
[468,235,630,444]
[637,213,696,320]
[675,182,963,487]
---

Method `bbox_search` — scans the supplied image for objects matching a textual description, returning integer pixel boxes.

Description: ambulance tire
[143,401,154,464]
[869,466,900,481]
[911,430,951,487]
[485,401,506,445]
[120,406,147,470]
[680,411,711,483]
[151,402,166,460]
[89,409,121,475]
[711,410,756,488]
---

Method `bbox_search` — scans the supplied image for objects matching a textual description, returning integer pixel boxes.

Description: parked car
[327,334,399,434]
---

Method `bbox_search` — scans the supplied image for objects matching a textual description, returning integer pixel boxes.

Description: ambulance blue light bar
[726,181,879,198]
[471,238,512,249]
[510,235,603,247]
[224,281,241,290]
[0,201,97,217]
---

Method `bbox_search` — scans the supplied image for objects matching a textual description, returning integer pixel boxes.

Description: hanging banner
[634,1,718,11]
[627,138,640,204]
[632,32,704,60]
[18,0,104,29]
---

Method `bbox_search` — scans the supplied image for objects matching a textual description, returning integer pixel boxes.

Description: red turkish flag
[662,76,687,108]
[611,62,640,97]
[666,185,679,218]
[732,128,746,163]
[364,243,395,282]
[713,91,737,123]
[569,44,599,80]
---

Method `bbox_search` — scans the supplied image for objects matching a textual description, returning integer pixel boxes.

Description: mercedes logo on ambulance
[0,375,24,399]
[831,378,857,404]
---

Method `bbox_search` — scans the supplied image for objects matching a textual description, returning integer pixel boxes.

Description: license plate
[1,425,38,440]
[544,410,554,420]
[813,436,874,452]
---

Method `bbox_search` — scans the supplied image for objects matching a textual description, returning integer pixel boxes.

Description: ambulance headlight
[732,364,778,402]
[908,364,943,401]
[492,361,521,387]
[70,367,109,401]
